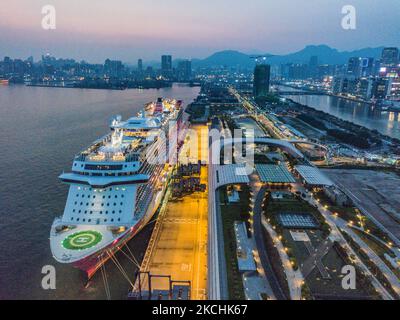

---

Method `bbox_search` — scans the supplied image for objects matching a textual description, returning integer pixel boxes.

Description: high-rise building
[288,64,308,80]
[161,55,172,77]
[317,64,334,79]
[381,47,399,67]
[356,78,373,99]
[104,59,123,77]
[360,57,374,77]
[372,78,390,99]
[137,59,143,72]
[2,56,12,74]
[347,57,362,77]
[253,64,270,98]
[177,60,192,81]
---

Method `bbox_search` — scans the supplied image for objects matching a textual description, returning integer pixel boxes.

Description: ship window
[71,217,73,221]
[90,211,93,214]
[76,194,79,197]
[93,195,96,199]
[74,201,77,205]
[111,219,114,222]
[72,209,75,213]
[91,203,94,206]
[101,203,104,207]
[113,203,116,206]
[87,195,90,198]
[85,210,87,214]
[83,219,86,222]
[120,202,123,205]
[102,196,105,199]
[112,211,115,214]
[78,210,81,213]
[118,218,121,221]
[121,195,124,198]
[119,210,122,213]
[115,195,118,198]
[88,219,91,222]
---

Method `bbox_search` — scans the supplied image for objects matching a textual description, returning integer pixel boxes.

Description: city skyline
[2,1,400,303]
[1,0,400,62]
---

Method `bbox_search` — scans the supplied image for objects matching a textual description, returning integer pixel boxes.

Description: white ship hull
[68,182,168,280]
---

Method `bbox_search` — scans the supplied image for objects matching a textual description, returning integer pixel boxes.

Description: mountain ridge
[188,45,385,68]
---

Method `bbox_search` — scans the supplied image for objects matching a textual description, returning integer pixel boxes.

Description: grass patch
[261,227,290,299]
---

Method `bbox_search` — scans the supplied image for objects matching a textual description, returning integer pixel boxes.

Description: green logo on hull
[62,231,102,250]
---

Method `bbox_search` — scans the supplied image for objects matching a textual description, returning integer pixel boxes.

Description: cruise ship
[50,98,184,279]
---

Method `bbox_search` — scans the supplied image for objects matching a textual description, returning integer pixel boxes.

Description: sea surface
[0,84,200,299]
[278,86,400,140]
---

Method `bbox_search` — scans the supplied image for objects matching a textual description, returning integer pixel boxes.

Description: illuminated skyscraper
[381,47,399,67]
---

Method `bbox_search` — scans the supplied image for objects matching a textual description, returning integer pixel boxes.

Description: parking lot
[323,169,400,239]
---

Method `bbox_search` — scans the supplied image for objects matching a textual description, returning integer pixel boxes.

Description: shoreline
[278,84,400,113]
[286,98,400,145]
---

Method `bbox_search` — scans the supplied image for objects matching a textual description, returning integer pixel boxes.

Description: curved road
[253,185,287,300]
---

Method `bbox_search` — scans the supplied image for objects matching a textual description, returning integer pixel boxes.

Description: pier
[131,125,209,300]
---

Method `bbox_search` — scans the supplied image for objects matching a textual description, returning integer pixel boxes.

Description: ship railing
[73,134,111,161]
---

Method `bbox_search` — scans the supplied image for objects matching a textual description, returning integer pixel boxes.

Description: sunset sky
[1,0,399,62]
